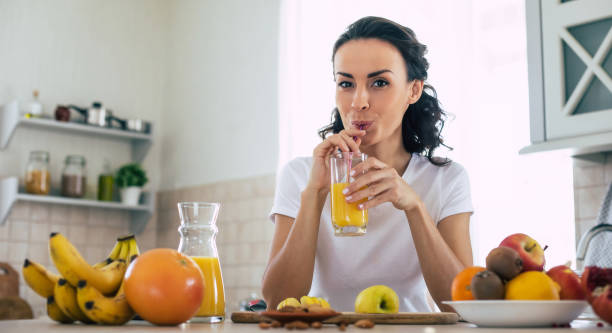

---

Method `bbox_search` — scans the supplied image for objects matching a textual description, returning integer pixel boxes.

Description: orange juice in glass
[178,202,226,323]
[330,152,368,236]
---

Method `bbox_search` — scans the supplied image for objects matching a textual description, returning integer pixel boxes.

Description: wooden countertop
[0,317,608,332]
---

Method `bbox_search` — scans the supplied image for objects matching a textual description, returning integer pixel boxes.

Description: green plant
[116,163,148,188]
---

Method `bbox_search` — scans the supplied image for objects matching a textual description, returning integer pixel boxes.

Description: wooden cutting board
[231,311,459,325]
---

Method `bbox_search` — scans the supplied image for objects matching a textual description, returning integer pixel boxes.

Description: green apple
[354,285,400,314]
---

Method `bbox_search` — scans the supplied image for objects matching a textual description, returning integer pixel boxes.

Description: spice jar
[61,155,87,198]
[97,159,114,201]
[25,151,51,195]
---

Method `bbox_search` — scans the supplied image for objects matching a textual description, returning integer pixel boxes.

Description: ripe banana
[54,278,95,324]
[47,295,74,324]
[49,232,126,295]
[92,237,125,269]
[22,259,60,298]
[76,280,134,325]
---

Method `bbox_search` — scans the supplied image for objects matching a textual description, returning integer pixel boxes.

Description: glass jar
[177,202,225,323]
[25,151,51,195]
[61,155,87,198]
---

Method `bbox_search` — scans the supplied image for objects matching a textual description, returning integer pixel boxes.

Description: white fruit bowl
[442,300,589,327]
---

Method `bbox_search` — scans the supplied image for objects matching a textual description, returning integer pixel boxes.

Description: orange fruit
[451,266,486,301]
[505,271,561,300]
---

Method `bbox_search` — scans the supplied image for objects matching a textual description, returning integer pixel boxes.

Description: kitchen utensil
[231,311,458,325]
[68,102,112,127]
[54,105,70,122]
[126,118,151,133]
[576,182,612,269]
[0,262,33,320]
[443,300,588,327]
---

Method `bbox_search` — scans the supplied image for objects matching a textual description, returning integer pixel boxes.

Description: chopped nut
[271,320,282,328]
[338,323,347,331]
[286,321,309,330]
[259,322,272,329]
[355,319,375,329]
[311,321,323,329]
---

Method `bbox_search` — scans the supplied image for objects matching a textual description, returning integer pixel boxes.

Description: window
[278,0,575,268]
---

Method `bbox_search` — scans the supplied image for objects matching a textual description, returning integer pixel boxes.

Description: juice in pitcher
[191,256,225,317]
[178,202,225,323]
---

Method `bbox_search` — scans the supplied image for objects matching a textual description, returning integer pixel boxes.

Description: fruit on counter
[590,285,612,325]
[451,266,485,301]
[354,285,399,314]
[54,278,94,323]
[22,234,140,325]
[49,232,126,295]
[499,233,546,272]
[581,266,612,324]
[486,247,523,280]
[124,248,204,326]
[300,296,331,308]
[546,265,586,300]
[581,266,612,302]
[470,270,505,300]
[47,296,74,324]
[22,259,60,298]
[505,271,560,300]
[76,280,134,325]
[277,297,301,310]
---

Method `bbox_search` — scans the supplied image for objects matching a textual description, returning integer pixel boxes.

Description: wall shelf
[0,177,153,234]
[0,101,155,234]
[0,101,152,162]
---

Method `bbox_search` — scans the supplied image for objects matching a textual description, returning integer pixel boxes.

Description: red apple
[499,233,546,272]
[546,265,586,300]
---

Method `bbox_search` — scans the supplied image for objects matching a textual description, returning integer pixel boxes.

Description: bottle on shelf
[23,90,43,118]
[98,159,114,201]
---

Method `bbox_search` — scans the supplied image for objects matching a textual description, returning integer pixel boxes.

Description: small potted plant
[116,163,148,205]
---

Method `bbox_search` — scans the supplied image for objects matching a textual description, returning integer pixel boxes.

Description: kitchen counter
[0,318,608,332]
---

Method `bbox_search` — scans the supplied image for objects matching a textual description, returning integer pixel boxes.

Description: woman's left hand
[344,157,421,212]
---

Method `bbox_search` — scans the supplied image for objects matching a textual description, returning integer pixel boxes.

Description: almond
[355,319,375,329]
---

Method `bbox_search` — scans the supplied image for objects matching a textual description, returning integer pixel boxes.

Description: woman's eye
[338,81,353,88]
[372,79,388,88]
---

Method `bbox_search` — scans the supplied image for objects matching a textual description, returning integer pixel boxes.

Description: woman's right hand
[306,128,366,194]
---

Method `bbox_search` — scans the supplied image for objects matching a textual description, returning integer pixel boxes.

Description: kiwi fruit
[471,270,505,300]
[486,246,523,280]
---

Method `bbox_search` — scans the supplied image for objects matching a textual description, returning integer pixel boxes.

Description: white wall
[160,0,280,190]
[0,0,169,194]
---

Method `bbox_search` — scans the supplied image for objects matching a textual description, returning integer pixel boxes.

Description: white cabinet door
[541,0,612,140]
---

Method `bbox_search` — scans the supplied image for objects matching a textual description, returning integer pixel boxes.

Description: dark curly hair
[319,16,451,166]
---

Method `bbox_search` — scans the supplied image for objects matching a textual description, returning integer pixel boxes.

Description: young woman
[262,16,473,313]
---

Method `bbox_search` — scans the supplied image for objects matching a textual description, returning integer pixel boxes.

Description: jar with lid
[61,155,87,198]
[177,202,225,322]
[25,151,51,195]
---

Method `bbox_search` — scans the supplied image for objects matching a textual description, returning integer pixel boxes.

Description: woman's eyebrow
[367,69,392,78]
[336,72,353,78]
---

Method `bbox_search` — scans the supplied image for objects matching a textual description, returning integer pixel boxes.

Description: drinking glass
[330,152,368,236]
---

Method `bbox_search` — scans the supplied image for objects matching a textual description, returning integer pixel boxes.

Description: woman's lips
[352,121,373,131]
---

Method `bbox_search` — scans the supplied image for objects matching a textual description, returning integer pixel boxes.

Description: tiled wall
[572,152,612,269]
[0,203,157,317]
[156,174,276,314]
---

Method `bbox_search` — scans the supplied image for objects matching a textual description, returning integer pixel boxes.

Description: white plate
[442,300,589,327]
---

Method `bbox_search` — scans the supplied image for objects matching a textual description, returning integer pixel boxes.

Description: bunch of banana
[22,234,140,325]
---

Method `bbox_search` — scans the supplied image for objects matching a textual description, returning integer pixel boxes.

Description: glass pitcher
[177,202,225,323]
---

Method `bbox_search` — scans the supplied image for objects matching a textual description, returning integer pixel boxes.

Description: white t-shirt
[269,153,473,312]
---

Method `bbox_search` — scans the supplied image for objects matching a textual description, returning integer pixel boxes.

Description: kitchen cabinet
[521,0,612,156]
[0,101,154,234]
